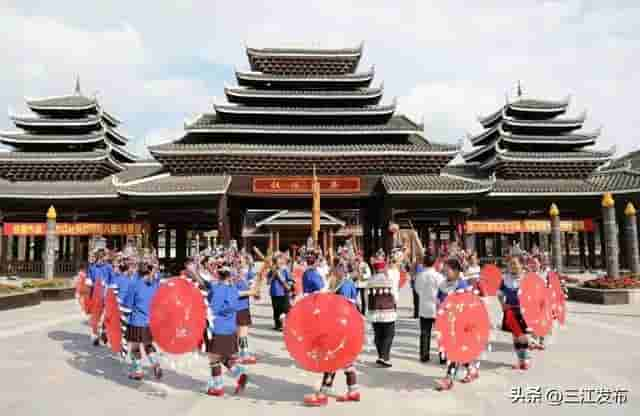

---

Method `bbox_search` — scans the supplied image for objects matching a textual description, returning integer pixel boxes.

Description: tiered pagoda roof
[462,87,611,181]
[146,43,458,192]
[0,78,137,183]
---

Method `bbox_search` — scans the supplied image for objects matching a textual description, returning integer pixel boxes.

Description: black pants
[271,295,290,329]
[412,288,420,318]
[372,321,395,361]
[419,317,435,362]
[357,288,367,315]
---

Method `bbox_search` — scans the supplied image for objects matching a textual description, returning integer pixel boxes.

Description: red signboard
[253,177,361,194]
[3,223,146,236]
[465,219,594,234]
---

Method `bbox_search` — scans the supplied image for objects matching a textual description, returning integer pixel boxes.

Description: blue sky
[1,1,639,158]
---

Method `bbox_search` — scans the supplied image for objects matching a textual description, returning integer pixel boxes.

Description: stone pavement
[0,287,637,416]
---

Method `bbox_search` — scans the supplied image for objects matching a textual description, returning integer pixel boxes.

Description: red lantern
[519,273,553,337]
[104,288,122,354]
[547,271,566,326]
[435,291,490,363]
[89,278,104,336]
[284,293,364,373]
[479,264,502,296]
[150,278,207,354]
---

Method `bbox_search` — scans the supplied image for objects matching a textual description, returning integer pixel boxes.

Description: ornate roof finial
[625,202,636,217]
[74,75,81,95]
[602,192,615,208]
[517,80,523,97]
[47,205,57,220]
[549,203,559,218]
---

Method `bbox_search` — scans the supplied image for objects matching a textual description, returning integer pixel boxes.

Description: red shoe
[152,365,163,380]
[207,388,224,397]
[128,371,144,380]
[461,369,479,383]
[303,393,329,407]
[336,391,361,402]
[521,361,530,370]
[241,356,257,365]
[234,374,248,395]
[435,378,454,391]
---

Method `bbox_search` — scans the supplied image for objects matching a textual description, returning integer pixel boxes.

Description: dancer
[414,254,444,362]
[235,255,257,364]
[499,256,532,370]
[87,249,113,346]
[367,255,397,368]
[435,258,474,391]
[303,258,361,406]
[268,254,293,331]
[204,266,249,397]
[124,263,163,380]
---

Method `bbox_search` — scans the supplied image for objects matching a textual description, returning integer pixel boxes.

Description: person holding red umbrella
[302,256,361,406]
[498,256,531,370]
[434,258,473,391]
[123,263,163,380]
[204,265,249,397]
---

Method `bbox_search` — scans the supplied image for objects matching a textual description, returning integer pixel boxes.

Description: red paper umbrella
[479,264,502,296]
[150,277,207,355]
[104,288,122,354]
[89,278,104,336]
[547,271,566,325]
[519,273,553,337]
[292,265,305,297]
[284,292,364,373]
[399,271,409,289]
[435,291,490,363]
[75,272,91,314]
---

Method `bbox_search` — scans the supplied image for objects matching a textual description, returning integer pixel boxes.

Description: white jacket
[414,267,445,318]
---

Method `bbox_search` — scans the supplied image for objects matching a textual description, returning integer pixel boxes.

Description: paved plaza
[0,287,637,416]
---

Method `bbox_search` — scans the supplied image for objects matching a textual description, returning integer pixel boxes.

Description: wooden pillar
[495,233,502,261]
[550,204,562,273]
[322,230,328,255]
[564,232,571,269]
[602,193,619,278]
[175,226,187,265]
[598,219,606,269]
[149,222,159,252]
[587,231,596,270]
[217,194,230,245]
[275,230,280,253]
[624,202,640,275]
[0,211,4,274]
[269,230,275,254]
[328,228,334,258]
[578,231,586,273]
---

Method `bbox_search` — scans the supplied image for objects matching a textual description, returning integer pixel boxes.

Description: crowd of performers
[75,233,568,405]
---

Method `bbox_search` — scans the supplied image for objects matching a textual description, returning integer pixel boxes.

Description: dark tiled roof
[499,128,600,145]
[186,114,419,132]
[118,174,230,196]
[0,151,108,161]
[0,176,117,198]
[492,179,600,194]
[589,169,640,192]
[502,111,586,128]
[114,163,165,184]
[383,174,492,194]
[441,163,490,181]
[236,68,374,81]
[225,86,383,97]
[246,45,363,55]
[213,103,396,114]
[498,148,613,161]
[26,94,97,109]
[0,130,105,144]
[509,96,570,110]
[150,141,458,155]
[11,114,101,126]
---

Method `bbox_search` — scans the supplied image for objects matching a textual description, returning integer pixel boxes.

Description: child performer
[434,258,474,391]
[109,257,136,359]
[124,263,162,380]
[498,256,532,370]
[303,259,361,406]
[235,255,257,364]
[204,266,249,397]
[367,256,398,368]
